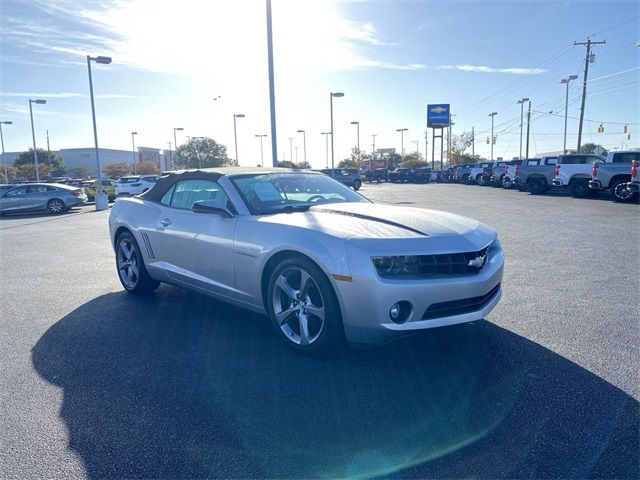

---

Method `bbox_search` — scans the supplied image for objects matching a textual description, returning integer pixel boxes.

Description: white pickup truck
[552,153,606,197]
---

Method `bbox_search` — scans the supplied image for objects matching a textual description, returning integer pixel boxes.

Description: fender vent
[140,232,155,259]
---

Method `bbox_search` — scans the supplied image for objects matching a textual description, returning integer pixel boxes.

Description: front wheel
[115,232,160,294]
[502,177,512,189]
[477,175,487,186]
[47,198,66,214]
[267,256,344,353]
[570,179,590,198]
[352,179,362,191]
[529,178,546,195]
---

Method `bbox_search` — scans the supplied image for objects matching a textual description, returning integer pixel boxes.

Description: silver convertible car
[109,168,504,352]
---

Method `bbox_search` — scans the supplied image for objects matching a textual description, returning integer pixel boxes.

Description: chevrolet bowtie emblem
[431,107,446,113]
[468,254,487,269]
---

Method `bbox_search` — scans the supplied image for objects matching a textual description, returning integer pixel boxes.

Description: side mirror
[191,199,234,217]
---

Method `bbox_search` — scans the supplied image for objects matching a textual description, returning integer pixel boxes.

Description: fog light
[389,301,412,324]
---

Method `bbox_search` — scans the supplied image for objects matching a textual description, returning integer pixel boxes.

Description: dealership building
[2,146,172,176]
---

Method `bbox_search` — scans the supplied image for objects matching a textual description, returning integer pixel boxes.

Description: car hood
[260,202,495,247]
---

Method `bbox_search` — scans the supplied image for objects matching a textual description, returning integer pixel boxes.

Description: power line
[587,66,640,84]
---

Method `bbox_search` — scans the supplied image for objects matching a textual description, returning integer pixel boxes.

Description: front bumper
[627,181,639,193]
[337,246,504,345]
[589,179,603,190]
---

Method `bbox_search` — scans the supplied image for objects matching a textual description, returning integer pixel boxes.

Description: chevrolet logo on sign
[431,106,446,113]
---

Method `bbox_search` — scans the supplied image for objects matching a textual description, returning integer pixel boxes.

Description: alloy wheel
[48,199,64,214]
[272,267,325,346]
[117,238,140,289]
[613,182,632,201]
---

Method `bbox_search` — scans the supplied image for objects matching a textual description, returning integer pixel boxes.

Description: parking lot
[1,183,638,479]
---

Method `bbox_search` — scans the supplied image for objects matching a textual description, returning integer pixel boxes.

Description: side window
[27,185,49,193]
[143,176,158,183]
[613,152,640,163]
[5,186,27,196]
[47,186,58,191]
[160,185,175,206]
[169,179,230,210]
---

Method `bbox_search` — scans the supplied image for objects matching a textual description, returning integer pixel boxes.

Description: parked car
[115,175,159,196]
[0,183,87,215]
[410,167,435,184]
[588,150,640,202]
[469,163,493,185]
[388,168,413,183]
[501,160,523,189]
[553,153,606,197]
[109,168,504,352]
[83,178,118,201]
[488,161,508,187]
[365,168,388,183]
[513,156,557,194]
[319,169,362,190]
[0,184,18,195]
[456,165,473,184]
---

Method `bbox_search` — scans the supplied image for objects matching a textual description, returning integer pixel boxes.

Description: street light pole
[131,132,138,174]
[350,121,360,154]
[517,98,529,159]
[28,99,46,183]
[46,129,52,174]
[413,140,419,155]
[233,114,245,164]
[266,0,278,166]
[489,112,497,161]
[0,121,12,183]
[321,132,330,168]
[372,134,377,157]
[167,142,173,169]
[329,92,344,177]
[396,128,408,157]
[296,130,306,164]
[255,134,267,166]
[173,127,184,168]
[86,55,111,210]
[288,137,294,164]
[560,75,578,154]
[525,101,532,159]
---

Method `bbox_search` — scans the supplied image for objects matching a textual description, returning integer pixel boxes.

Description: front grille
[422,284,500,320]
[414,246,490,276]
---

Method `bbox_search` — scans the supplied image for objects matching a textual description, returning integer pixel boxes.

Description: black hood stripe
[311,208,428,236]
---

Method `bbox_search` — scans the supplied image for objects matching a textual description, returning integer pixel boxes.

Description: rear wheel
[529,178,546,195]
[478,175,488,186]
[611,178,634,202]
[47,199,65,214]
[115,232,160,294]
[352,179,362,191]
[570,179,590,198]
[502,176,512,189]
[267,256,344,353]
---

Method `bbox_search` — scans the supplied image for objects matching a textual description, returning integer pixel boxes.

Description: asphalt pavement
[0,183,638,479]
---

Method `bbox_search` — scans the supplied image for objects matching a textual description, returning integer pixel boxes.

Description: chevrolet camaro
[108,168,504,352]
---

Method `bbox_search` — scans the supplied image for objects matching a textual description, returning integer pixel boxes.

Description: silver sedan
[0,183,87,215]
[108,168,504,352]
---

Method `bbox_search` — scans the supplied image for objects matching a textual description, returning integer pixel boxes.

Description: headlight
[372,256,420,276]
[489,236,502,253]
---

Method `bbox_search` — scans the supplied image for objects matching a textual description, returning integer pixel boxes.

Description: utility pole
[471,126,475,158]
[371,134,377,157]
[489,112,497,161]
[424,130,429,163]
[46,129,52,173]
[266,0,278,166]
[575,38,606,152]
[525,100,532,158]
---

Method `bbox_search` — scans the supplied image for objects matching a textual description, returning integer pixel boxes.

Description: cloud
[438,64,548,75]
[360,61,426,70]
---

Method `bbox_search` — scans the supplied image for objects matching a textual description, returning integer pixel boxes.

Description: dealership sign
[427,104,450,128]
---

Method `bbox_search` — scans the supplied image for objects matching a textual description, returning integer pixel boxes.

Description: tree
[68,166,92,178]
[450,132,474,165]
[14,148,65,176]
[401,154,429,169]
[103,162,133,179]
[277,160,310,169]
[174,137,234,169]
[15,163,53,180]
[339,147,369,169]
[386,153,403,171]
[137,161,160,174]
[579,143,607,155]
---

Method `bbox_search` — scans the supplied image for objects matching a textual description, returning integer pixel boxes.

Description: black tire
[502,177,512,189]
[529,178,546,195]
[352,179,362,191]
[266,255,344,354]
[376,177,381,183]
[462,174,471,185]
[570,179,590,198]
[610,178,634,202]
[115,231,160,294]
[492,175,503,188]
[478,175,488,186]
[47,198,66,214]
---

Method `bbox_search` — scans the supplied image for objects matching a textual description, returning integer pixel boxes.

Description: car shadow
[32,287,638,479]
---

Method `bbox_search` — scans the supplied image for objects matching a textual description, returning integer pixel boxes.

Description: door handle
[160,218,172,227]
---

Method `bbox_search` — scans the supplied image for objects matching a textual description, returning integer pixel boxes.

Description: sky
[1,0,639,168]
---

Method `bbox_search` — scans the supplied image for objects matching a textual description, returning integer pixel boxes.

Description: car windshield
[230,173,369,215]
